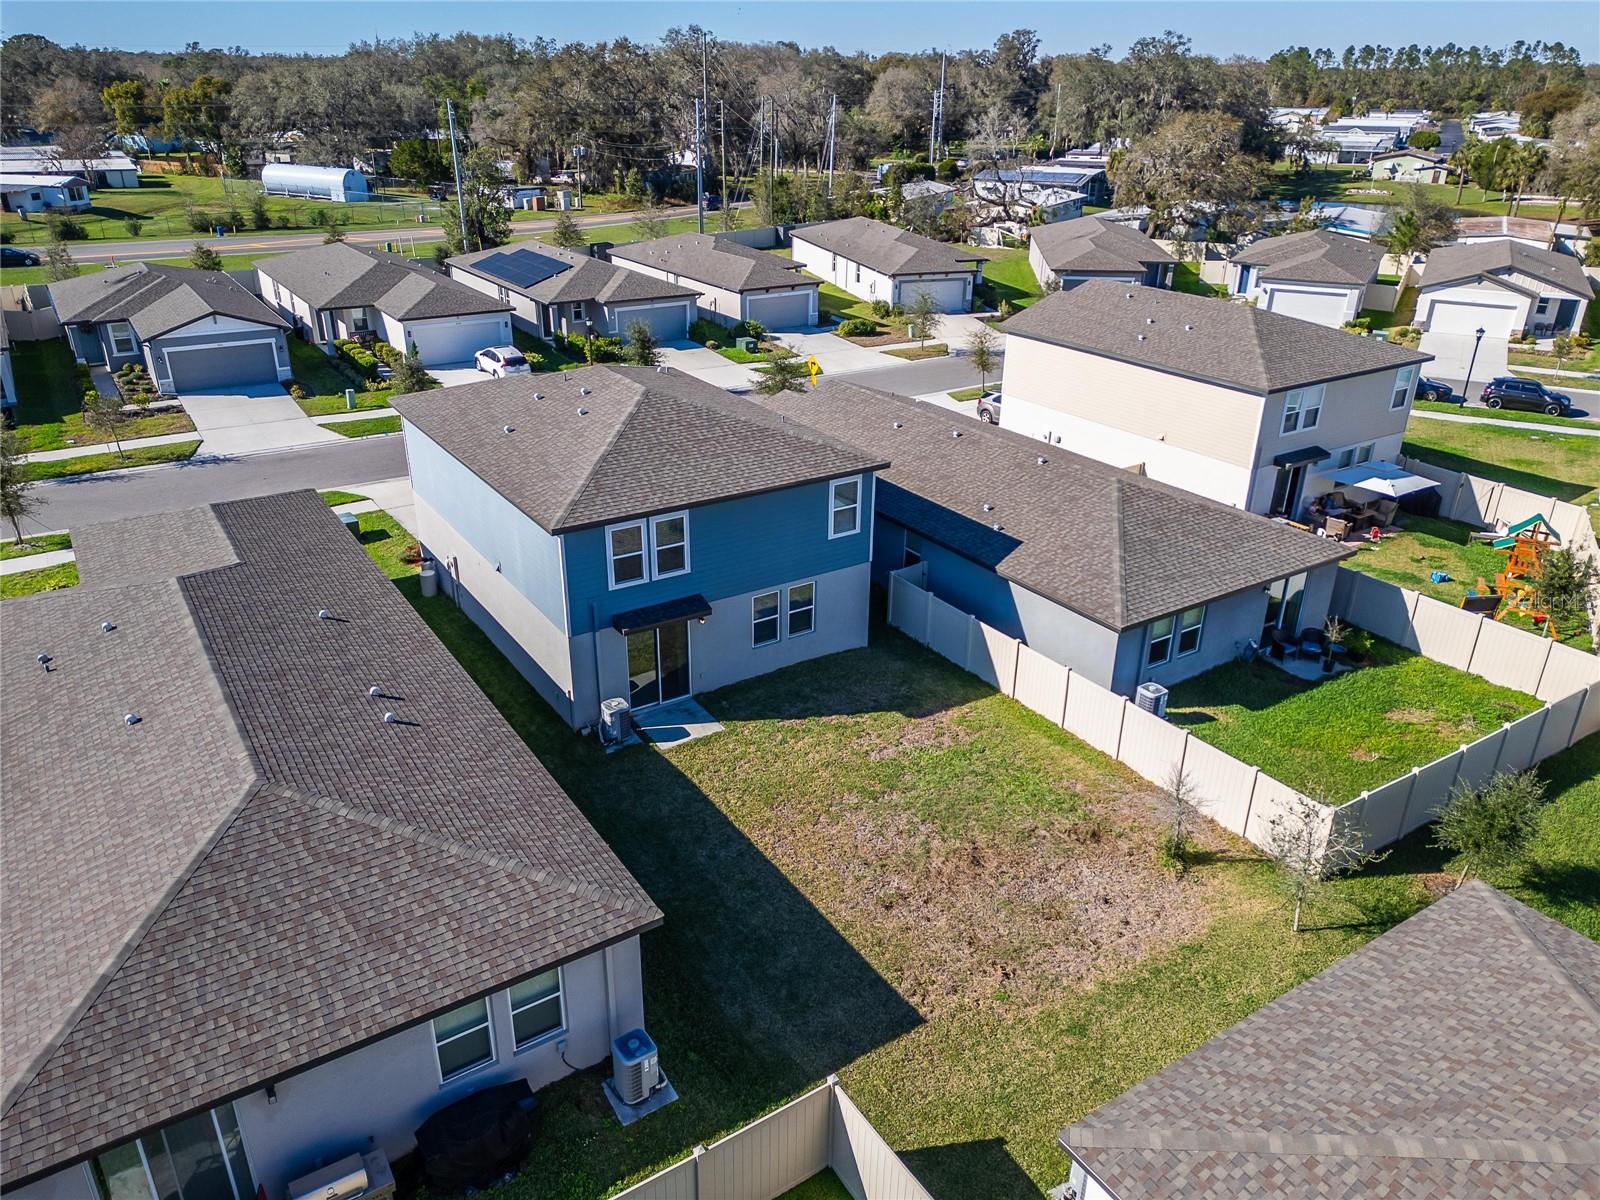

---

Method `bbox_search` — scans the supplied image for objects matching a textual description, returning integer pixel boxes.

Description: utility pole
[1049,82,1064,158]
[824,93,838,197]
[694,99,705,233]
[929,53,946,162]
[771,98,780,177]
[445,97,469,251]
[572,144,586,209]
[719,99,727,217]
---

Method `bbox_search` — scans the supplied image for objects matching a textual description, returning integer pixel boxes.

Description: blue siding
[565,475,874,636]
[404,421,570,633]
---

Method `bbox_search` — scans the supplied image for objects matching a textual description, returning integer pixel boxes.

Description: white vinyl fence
[613,1077,933,1200]
[889,563,1600,862]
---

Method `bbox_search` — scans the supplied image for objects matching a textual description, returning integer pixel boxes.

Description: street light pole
[1465,325,1485,398]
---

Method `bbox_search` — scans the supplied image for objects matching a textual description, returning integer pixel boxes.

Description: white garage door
[1425,298,1518,338]
[745,290,813,330]
[1264,287,1347,328]
[896,276,969,313]
[614,302,690,342]
[404,315,511,366]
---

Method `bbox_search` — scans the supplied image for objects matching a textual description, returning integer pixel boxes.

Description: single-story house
[0,491,661,1200]
[997,281,1431,518]
[1228,228,1386,328]
[258,242,512,365]
[753,380,1351,697]
[1367,147,1453,184]
[1059,882,1599,1200]
[966,178,1086,245]
[1311,129,1396,164]
[1468,109,1523,138]
[448,242,698,342]
[973,164,1110,205]
[1416,239,1591,338]
[608,232,820,329]
[0,146,140,188]
[0,173,89,213]
[1027,215,1176,291]
[874,177,956,229]
[393,365,885,729]
[1455,215,1586,254]
[49,262,293,392]
[790,216,982,313]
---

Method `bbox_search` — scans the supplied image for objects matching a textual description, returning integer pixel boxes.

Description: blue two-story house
[393,365,886,729]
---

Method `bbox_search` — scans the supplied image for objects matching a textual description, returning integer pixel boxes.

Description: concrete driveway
[657,343,763,390]
[767,329,888,377]
[179,385,341,455]
[429,362,489,388]
[1417,331,1509,396]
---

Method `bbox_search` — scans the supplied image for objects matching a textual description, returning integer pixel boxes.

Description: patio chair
[1323,516,1352,541]
[1298,627,1327,659]
[1371,498,1399,527]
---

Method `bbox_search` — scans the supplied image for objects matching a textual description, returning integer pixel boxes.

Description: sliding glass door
[93,1104,254,1200]
[626,623,691,710]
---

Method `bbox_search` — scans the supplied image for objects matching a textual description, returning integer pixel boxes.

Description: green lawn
[326,415,401,438]
[1264,162,1566,220]
[1167,637,1541,803]
[817,281,880,324]
[0,532,71,560]
[0,173,441,245]
[0,251,277,289]
[1358,286,1419,332]
[532,210,714,249]
[8,339,201,451]
[972,246,1043,312]
[1402,418,1599,507]
[21,439,202,481]
[776,1170,853,1200]
[347,506,1597,1199]
[948,386,983,402]
[318,490,367,507]
[0,561,79,599]
[1514,370,1600,392]
[883,342,948,360]
[1411,400,1583,428]
[1172,261,1228,298]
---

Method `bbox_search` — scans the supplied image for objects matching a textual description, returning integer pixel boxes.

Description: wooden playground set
[1459,515,1567,638]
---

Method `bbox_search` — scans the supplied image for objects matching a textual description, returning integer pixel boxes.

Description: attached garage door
[405,315,510,366]
[896,276,969,313]
[1264,287,1347,328]
[614,302,690,342]
[744,290,813,330]
[1425,298,1518,338]
[167,341,278,392]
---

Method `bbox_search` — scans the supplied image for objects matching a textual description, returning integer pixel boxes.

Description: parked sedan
[0,247,41,267]
[474,346,531,377]
[976,391,1002,424]
[1479,376,1572,416]
[1414,376,1456,404]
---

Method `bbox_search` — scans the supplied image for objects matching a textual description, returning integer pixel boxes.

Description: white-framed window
[854,263,861,282]
[352,311,370,333]
[433,997,494,1082]
[651,512,689,578]
[1535,297,1550,314]
[108,322,135,355]
[573,301,588,321]
[1282,384,1324,433]
[787,581,815,637]
[1175,605,1205,656]
[607,520,648,589]
[1390,365,1415,410]
[1356,441,1374,464]
[508,968,564,1048]
[1147,615,1176,666]
[753,590,781,646]
[829,476,862,538]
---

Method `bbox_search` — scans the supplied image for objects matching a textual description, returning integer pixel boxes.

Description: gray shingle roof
[1029,215,1176,274]
[48,263,289,339]
[391,365,884,533]
[258,242,510,319]
[1002,280,1430,394]
[1,491,659,1186]
[1420,239,1592,298]
[750,381,1349,630]
[1231,228,1385,287]
[450,243,698,306]
[609,233,817,294]
[791,217,981,277]
[1059,883,1600,1200]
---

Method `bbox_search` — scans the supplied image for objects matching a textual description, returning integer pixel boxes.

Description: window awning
[611,594,712,635]
[1274,445,1330,467]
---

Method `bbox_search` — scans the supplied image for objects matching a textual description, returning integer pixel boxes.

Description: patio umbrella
[1328,461,1439,498]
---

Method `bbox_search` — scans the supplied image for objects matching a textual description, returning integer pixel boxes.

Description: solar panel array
[474,248,573,289]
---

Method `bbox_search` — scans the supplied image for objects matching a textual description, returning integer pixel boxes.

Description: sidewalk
[314,408,398,425]
[1412,409,1600,437]
[19,432,199,463]
[0,548,74,576]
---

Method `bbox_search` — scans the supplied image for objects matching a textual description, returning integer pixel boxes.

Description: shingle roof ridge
[292,788,661,920]
[1062,1125,1598,1164]
[551,367,649,529]
[1106,476,1133,627]
[1476,880,1600,1026]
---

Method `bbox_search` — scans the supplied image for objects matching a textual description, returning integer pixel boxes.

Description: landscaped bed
[0,562,79,599]
[1166,635,1542,803]
[8,339,197,451]
[347,508,1593,1198]
[883,342,948,361]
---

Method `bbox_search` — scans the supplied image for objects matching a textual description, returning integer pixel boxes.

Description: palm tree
[1508,143,1547,217]
[1384,210,1425,259]
[1449,136,1480,205]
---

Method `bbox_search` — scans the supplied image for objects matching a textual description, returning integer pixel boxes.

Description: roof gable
[1420,239,1591,298]
[792,216,981,277]
[1232,229,1385,287]
[1030,215,1176,274]
[48,264,287,339]
[262,243,509,320]
[609,233,814,293]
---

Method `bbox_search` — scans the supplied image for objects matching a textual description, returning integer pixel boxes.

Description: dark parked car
[1,247,41,267]
[976,390,1002,424]
[1414,376,1456,404]
[1479,376,1573,416]
[701,192,722,211]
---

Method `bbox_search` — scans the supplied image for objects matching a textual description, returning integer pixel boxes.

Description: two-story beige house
[996,282,1431,517]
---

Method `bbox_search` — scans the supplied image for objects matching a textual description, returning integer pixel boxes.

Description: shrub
[288,382,308,400]
[935,157,959,182]
[187,209,214,233]
[903,160,935,181]
[0,230,11,244]
[333,339,380,379]
[837,317,877,337]
[122,217,144,237]
[1587,239,1600,267]
[251,193,271,231]
[46,215,87,240]
[369,341,404,369]
[704,340,718,350]
[1407,129,1441,150]
[581,335,624,364]
[869,298,892,318]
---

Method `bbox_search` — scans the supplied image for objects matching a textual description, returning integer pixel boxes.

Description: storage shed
[261,164,371,203]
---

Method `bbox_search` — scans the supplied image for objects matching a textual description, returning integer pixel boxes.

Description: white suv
[474,346,531,377]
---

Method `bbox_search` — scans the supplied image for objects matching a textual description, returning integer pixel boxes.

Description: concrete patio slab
[634,696,725,747]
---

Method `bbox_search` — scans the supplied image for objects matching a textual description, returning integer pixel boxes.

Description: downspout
[591,600,604,724]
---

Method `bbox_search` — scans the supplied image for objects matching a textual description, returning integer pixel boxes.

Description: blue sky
[3,1,1596,60]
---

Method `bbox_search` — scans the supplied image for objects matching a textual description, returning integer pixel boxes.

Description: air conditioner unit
[1135,681,1169,719]
[599,697,631,745]
[611,1028,660,1106]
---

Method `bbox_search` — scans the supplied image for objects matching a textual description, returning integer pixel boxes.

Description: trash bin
[420,567,438,597]
[212,225,226,238]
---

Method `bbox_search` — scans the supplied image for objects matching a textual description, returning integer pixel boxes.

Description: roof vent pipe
[893,421,903,429]
[383,711,399,724]
[579,387,592,396]
[577,407,589,416]
[368,685,382,699]
[1137,333,1147,341]
[37,653,52,671]
[317,609,333,621]
[1145,317,1155,324]
[533,393,544,401]
[503,425,515,434]
[101,621,116,633]
[1185,323,1195,332]
[1037,456,1048,465]
[983,503,994,512]
[124,713,141,726]
[951,429,962,438]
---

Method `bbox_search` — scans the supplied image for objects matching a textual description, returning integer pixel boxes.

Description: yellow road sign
[806,355,820,385]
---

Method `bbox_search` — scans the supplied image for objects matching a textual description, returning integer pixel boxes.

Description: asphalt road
[838,352,1000,397]
[49,204,748,265]
[27,436,408,532]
